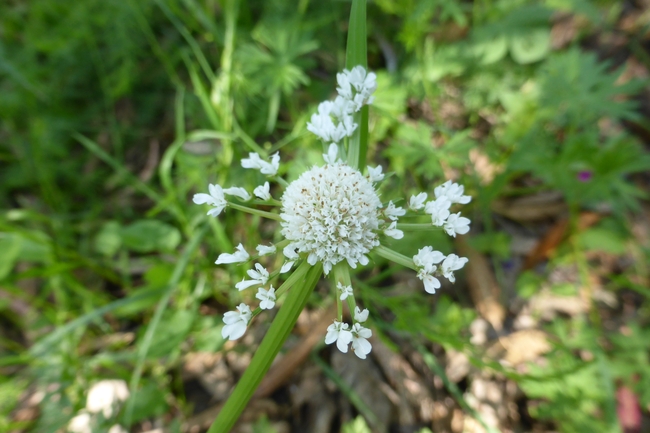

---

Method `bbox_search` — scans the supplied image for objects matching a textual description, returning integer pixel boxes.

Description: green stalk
[345,0,368,170]
[374,245,417,271]
[207,261,323,432]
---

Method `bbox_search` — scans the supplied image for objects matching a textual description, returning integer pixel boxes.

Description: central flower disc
[280,162,382,274]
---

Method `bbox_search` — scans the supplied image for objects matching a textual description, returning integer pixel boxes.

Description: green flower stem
[374,245,417,271]
[397,223,439,232]
[345,0,367,170]
[207,261,323,433]
[229,202,281,221]
[332,262,355,318]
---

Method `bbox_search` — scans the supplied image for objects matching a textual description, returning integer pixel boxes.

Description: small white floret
[351,322,372,359]
[354,306,369,323]
[444,213,471,237]
[221,303,252,340]
[223,187,251,201]
[235,263,269,290]
[323,143,339,164]
[384,221,404,239]
[254,182,272,200]
[337,282,353,300]
[409,192,428,210]
[418,271,442,294]
[255,244,276,256]
[193,184,228,217]
[384,201,406,221]
[256,286,276,310]
[434,180,471,204]
[325,321,353,353]
[441,254,468,283]
[216,243,250,264]
[367,165,384,182]
[424,196,452,226]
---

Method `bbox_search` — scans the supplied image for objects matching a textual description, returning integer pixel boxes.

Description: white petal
[354,307,369,323]
[223,187,251,201]
[280,261,295,273]
[256,244,276,256]
[254,182,272,200]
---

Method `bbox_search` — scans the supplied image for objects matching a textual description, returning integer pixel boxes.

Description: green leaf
[0,233,22,280]
[341,416,372,433]
[93,221,123,257]
[120,220,181,253]
[472,34,508,65]
[508,28,550,64]
[578,227,627,255]
[345,0,368,170]
[144,310,195,358]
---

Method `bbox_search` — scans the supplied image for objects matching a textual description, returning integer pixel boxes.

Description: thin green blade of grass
[73,133,162,204]
[29,286,167,358]
[344,0,368,171]
[184,53,222,131]
[156,0,216,82]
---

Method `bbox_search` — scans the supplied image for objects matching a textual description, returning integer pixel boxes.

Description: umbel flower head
[193,66,470,359]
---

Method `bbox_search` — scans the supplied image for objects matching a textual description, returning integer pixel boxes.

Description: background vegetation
[1,0,649,432]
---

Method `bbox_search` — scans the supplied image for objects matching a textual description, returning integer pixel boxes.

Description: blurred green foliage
[1,0,649,431]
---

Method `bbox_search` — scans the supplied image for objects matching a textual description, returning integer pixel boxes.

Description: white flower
[424,196,451,226]
[193,184,227,217]
[367,165,384,182]
[323,143,340,164]
[256,244,276,256]
[434,180,471,204]
[216,243,250,264]
[409,192,428,210]
[384,201,406,221]
[256,286,276,310]
[86,380,129,418]
[418,271,441,294]
[441,254,468,283]
[265,152,280,176]
[351,322,372,359]
[325,320,353,353]
[384,221,404,239]
[307,103,338,143]
[354,306,369,323]
[280,162,381,275]
[331,95,354,118]
[413,247,445,294]
[254,182,272,200]
[241,152,279,176]
[444,213,471,237]
[413,246,445,272]
[222,303,251,340]
[108,426,127,433]
[336,66,377,111]
[223,186,251,201]
[337,282,353,300]
[235,263,269,290]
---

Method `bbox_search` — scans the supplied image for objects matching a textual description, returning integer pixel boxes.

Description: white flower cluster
[67,380,129,433]
[413,247,469,294]
[192,66,471,361]
[307,66,377,146]
[409,180,471,237]
[280,157,382,275]
[325,306,372,359]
